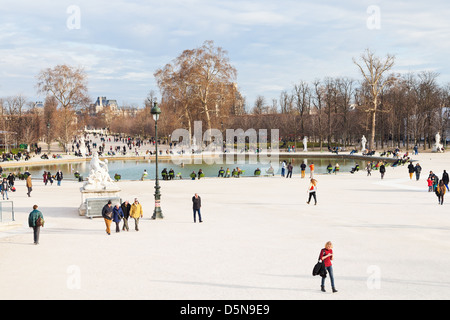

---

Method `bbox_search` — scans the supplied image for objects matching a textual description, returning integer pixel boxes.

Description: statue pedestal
[79,187,121,217]
[433,145,444,153]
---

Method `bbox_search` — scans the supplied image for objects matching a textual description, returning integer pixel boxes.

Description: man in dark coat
[121,200,131,231]
[7,173,15,187]
[442,170,449,191]
[102,201,113,235]
[56,170,63,186]
[192,193,202,223]
[408,162,415,179]
[379,163,386,179]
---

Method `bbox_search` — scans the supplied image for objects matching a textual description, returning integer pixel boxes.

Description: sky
[1,0,450,110]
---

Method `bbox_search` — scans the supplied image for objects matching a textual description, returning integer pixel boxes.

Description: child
[427,177,433,192]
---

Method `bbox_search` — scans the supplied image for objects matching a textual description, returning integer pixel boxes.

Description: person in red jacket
[320,241,337,293]
[307,179,317,205]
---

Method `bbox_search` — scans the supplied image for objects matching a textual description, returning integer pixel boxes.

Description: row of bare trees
[0,46,448,153]
[241,52,449,151]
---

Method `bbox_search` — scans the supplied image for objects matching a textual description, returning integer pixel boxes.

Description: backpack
[36,216,45,227]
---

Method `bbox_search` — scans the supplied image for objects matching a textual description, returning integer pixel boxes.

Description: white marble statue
[79,137,87,157]
[82,153,118,191]
[434,132,444,153]
[361,135,367,151]
[303,136,308,152]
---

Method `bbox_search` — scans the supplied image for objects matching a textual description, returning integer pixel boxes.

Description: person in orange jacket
[130,198,143,231]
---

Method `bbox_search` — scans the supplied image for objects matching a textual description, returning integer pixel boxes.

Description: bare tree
[251,96,267,115]
[336,77,355,147]
[293,81,311,135]
[353,49,395,149]
[36,64,90,152]
[312,79,326,151]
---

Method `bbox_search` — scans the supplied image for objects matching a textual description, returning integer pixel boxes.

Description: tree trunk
[370,110,376,150]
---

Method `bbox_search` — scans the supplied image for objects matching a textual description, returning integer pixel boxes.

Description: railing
[0,200,15,223]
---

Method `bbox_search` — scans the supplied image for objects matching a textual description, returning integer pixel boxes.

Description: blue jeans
[321,266,335,288]
[193,209,202,222]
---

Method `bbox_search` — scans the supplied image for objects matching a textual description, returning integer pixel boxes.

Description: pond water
[3,156,369,181]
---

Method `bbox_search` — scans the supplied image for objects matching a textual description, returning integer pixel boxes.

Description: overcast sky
[1,0,450,109]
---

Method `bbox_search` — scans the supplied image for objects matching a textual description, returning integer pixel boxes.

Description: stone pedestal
[79,187,121,217]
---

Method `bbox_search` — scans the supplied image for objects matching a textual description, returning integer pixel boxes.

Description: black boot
[321,286,326,292]
[332,288,338,293]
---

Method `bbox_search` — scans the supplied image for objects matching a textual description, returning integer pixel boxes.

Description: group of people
[407,162,422,181]
[284,161,316,179]
[100,193,205,235]
[365,161,386,179]
[217,167,244,178]
[101,198,143,235]
[42,170,63,186]
[1,151,32,162]
[326,163,340,174]
[428,171,449,205]
[161,168,176,180]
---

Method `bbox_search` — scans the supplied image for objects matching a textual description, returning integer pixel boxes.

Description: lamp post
[151,102,163,219]
[47,122,50,154]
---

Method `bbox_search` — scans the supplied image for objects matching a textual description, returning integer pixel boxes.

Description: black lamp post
[47,122,50,154]
[151,102,163,219]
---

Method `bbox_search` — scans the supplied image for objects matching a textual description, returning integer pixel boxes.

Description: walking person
[121,200,131,231]
[130,198,143,231]
[47,171,54,185]
[307,179,318,205]
[379,163,386,180]
[436,180,446,205]
[442,170,449,191]
[433,173,439,192]
[415,163,422,181]
[113,204,124,233]
[414,144,419,155]
[28,205,44,245]
[7,173,15,188]
[101,200,113,235]
[408,162,415,180]
[26,174,33,197]
[281,161,286,177]
[319,241,337,293]
[192,193,203,223]
[366,162,372,176]
[1,177,9,200]
[56,170,63,186]
[43,171,48,186]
